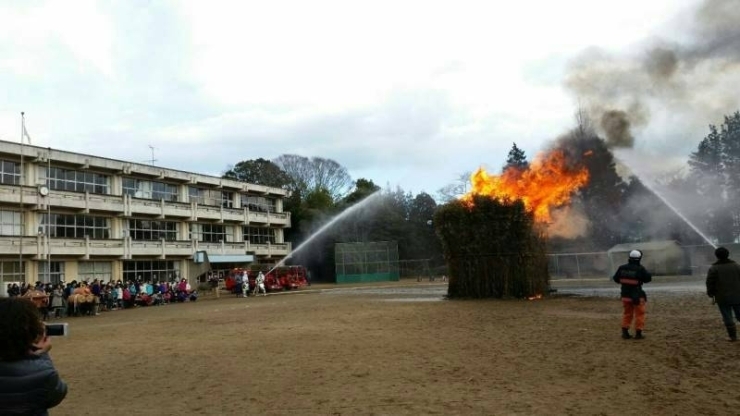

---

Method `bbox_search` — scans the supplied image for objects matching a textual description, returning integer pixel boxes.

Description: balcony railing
[0,236,291,259]
[0,184,290,226]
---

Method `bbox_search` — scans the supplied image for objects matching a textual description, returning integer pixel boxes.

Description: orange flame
[462,150,589,223]
[527,294,543,301]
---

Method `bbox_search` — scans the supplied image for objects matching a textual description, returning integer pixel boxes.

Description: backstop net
[547,251,612,279]
[335,241,400,284]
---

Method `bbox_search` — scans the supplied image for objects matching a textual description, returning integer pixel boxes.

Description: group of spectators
[5,278,199,319]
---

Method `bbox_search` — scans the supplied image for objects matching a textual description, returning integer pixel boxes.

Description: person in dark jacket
[706,246,740,342]
[613,249,652,340]
[0,297,68,415]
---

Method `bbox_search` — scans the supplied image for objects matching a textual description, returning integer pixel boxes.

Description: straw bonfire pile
[434,195,549,299]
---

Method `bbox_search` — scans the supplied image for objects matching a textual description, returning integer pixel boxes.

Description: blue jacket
[0,352,67,415]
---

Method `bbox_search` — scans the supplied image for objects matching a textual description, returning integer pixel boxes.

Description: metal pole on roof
[47,147,51,283]
[19,113,25,284]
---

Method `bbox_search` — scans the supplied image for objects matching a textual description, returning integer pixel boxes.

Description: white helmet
[629,250,642,260]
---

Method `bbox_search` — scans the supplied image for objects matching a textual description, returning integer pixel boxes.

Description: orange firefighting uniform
[613,259,652,331]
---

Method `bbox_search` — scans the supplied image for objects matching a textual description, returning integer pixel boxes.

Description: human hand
[30,335,52,355]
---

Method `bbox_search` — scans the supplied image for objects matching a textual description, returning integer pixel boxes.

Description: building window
[40,213,110,239]
[128,219,177,241]
[37,261,65,284]
[188,186,205,204]
[242,195,276,212]
[222,191,234,208]
[243,226,275,244]
[0,210,22,236]
[78,261,112,282]
[0,261,25,285]
[123,178,178,202]
[45,167,109,194]
[188,186,233,207]
[189,223,228,243]
[0,160,21,185]
[123,260,179,283]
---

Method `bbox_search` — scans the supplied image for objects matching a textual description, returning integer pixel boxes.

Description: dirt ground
[47,281,740,416]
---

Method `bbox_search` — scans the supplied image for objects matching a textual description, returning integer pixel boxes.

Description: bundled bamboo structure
[434,195,549,299]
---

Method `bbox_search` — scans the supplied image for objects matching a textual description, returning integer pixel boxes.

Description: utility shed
[607,240,689,276]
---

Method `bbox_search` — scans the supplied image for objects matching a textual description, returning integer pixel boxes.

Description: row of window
[0,209,277,242]
[128,219,178,241]
[46,167,109,194]
[123,260,180,283]
[243,196,277,213]
[0,159,281,208]
[123,178,179,202]
[41,214,110,239]
[0,260,178,285]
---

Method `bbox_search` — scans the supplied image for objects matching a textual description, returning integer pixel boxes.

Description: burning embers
[462,149,589,223]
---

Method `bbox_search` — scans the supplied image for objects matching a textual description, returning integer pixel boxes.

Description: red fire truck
[267,266,309,290]
[224,266,308,294]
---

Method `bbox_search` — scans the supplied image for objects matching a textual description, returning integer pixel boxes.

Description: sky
[1,0,737,198]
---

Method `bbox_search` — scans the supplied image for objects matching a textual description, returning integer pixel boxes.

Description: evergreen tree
[504,142,529,171]
[555,129,628,250]
[342,178,381,206]
[406,192,442,261]
[719,112,740,240]
[688,113,739,243]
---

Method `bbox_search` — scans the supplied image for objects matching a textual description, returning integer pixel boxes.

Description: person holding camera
[613,249,652,340]
[0,297,68,415]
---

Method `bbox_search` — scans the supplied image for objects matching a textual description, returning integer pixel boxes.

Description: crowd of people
[5,278,200,320]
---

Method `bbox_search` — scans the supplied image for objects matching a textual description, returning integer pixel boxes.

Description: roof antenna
[146,145,158,165]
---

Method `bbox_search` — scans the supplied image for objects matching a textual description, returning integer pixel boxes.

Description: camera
[44,323,69,337]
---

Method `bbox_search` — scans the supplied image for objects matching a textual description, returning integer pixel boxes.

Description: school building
[0,139,291,294]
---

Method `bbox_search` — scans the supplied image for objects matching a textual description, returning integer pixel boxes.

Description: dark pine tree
[504,142,529,171]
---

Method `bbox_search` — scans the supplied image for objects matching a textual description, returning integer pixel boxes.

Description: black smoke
[565,0,740,149]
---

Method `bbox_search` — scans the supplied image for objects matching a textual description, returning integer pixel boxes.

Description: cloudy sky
[1,0,737,197]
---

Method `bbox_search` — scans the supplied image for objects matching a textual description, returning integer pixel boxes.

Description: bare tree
[574,105,595,140]
[436,171,472,202]
[273,154,352,201]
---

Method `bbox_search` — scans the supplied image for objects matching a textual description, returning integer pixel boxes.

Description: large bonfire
[462,149,589,223]
[435,148,590,299]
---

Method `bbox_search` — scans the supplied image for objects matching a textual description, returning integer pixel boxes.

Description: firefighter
[254,271,267,296]
[706,246,740,342]
[613,249,652,340]
[241,271,249,298]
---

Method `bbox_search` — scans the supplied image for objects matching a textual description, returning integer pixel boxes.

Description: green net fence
[335,241,400,284]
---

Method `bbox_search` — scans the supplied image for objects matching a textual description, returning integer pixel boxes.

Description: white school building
[0,139,291,294]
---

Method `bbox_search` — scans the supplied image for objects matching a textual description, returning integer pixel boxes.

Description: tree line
[222,110,740,279]
[223,155,442,281]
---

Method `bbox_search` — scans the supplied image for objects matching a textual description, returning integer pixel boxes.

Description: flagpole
[47,147,51,283]
[19,112,25,284]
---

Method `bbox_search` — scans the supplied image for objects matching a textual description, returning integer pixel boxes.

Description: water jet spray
[614,151,717,248]
[266,191,384,276]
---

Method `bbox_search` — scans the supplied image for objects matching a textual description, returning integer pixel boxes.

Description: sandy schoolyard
[48,281,738,415]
